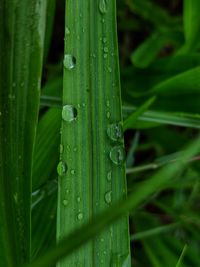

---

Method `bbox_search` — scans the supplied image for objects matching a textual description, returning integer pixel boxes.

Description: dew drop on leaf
[62,199,68,206]
[109,146,125,165]
[62,105,77,122]
[57,161,67,176]
[77,212,83,220]
[63,54,76,70]
[104,191,112,204]
[107,171,112,182]
[99,0,107,14]
[107,123,123,141]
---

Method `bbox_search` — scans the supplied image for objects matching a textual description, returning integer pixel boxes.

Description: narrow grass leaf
[131,32,167,68]
[175,244,188,267]
[57,1,130,266]
[0,1,46,266]
[180,0,200,53]
[123,97,156,130]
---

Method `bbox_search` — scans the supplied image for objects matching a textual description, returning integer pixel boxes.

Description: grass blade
[57,1,130,266]
[175,244,188,267]
[179,0,200,53]
[0,1,46,266]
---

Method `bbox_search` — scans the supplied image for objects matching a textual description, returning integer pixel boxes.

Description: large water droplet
[62,105,77,122]
[109,146,125,165]
[104,191,112,204]
[107,123,123,141]
[57,161,67,176]
[77,212,83,220]
[99,0,107,14]
[63,54,76,70]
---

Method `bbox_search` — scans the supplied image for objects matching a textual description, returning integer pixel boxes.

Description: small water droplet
[77,212,83,220]
[63,54,76,70]
[107,171,112,182]
[70,169,75,175]
[77,196,81,203]
[104,54,108,59]
[62,105,77,122]
[63,199,68,206]
[57,161,67,176]
[109,146,125,165]
[106,100,110,107]
[82,103,86,107]
[73,147,77,152]
[104,191,112,204]
[108,67,112,73]
[99,0,107,14]
[104,47,108,53]
[103,37,107,43]
[65,27,70,35]
[107,123,123,141]
[106,111,110,119]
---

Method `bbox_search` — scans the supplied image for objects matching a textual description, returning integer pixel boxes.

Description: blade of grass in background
[0,1,46,266]
[179,0,200,53]
[57,0,130,266]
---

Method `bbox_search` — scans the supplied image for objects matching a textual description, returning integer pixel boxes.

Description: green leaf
[57,1,130,266]
[0,1,46,266]
[131,32,168,68]
[175,244,188,267]
[180,0,200,53]
[32,108,61,190]
[123,97,156,130]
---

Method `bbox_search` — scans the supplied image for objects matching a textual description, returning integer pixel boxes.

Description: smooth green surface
[0,1,46,266]
[57,1,130,266]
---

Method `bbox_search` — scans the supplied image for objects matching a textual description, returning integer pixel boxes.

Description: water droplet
[57,161,67,176]
[63,199,68,206]
[73,147,77,152]
[77,196,81,203]
[109,146,125,165]
[103,37,107,43]
[65,27,70,35]
[82,103,86,107]
[62,105,77,122]
[107,171,112,182]
[104,191,112,204]
[106,111,110,119]
[104,47,108,53]
[77,212,83,220]
[99,0,107,14]
[108,67,112,73]
[70,169,75,175]
[63,54,76,70]
[107,123,123,141]
[106,100,110,107]
[104,54,108,59]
